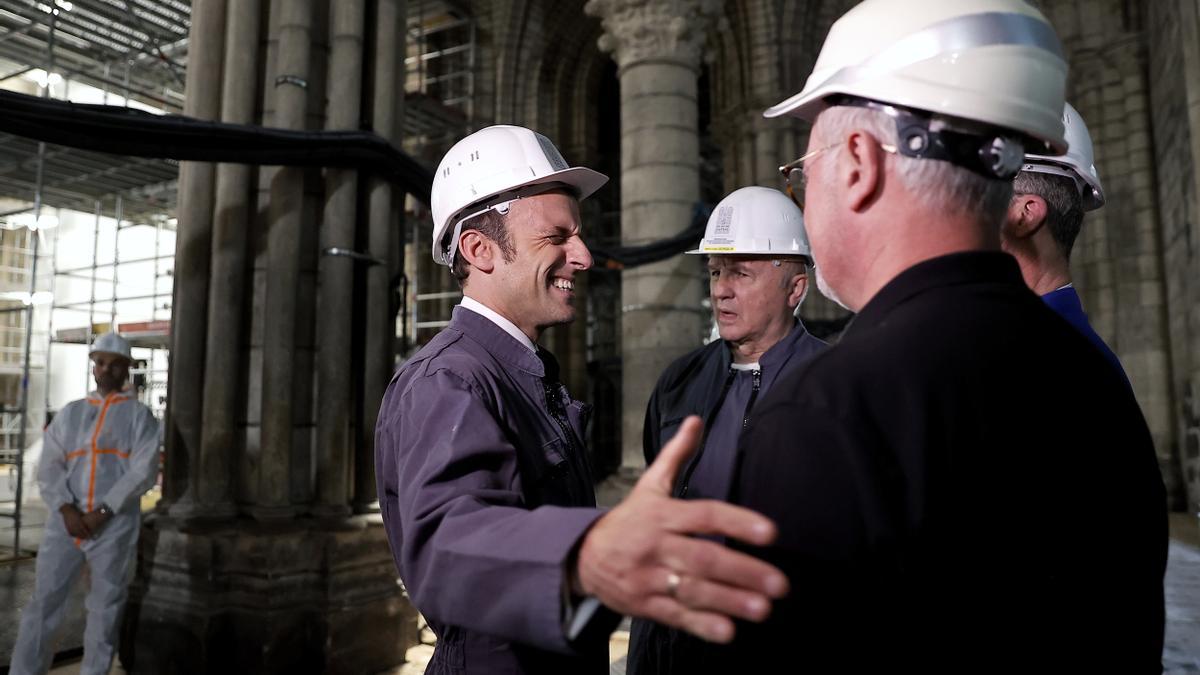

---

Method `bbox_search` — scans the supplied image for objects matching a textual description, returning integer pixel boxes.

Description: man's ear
[787,271,808,308]
[843,130,886,212]
[1005,194,1049,239]
[458,230,496,274]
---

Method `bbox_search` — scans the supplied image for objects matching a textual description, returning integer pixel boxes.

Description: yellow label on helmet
[703,246,736,251]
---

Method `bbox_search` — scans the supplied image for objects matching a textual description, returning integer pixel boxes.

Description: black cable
[0,89,434,204]
[0,89,710,270]
[590,202,711,269]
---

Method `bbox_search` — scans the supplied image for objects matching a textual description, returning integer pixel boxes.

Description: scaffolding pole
[87,198,101,387]
[5,7,58,560]
[111,196,122,328]
[43,203,63,414]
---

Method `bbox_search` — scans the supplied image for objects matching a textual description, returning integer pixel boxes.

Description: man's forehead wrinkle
[709,257,762,269]
[532,220,579,237]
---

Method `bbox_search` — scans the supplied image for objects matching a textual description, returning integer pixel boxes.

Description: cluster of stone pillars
[585,0,719,480]
[581,0,843,483]
[121,0,416,672]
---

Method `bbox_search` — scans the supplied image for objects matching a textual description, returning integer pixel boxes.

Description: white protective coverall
[9,389,160,675]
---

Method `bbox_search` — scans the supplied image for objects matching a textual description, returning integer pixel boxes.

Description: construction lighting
[27,69,63,89]
[6,213,59,231]
[0,291,54,306]
[35,1,70,13]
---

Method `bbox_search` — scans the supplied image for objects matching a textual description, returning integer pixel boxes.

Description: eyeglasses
[779,143,836,211]
[778,139,898,211]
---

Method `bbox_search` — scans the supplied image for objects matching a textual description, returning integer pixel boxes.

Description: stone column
[164,0,225,510]
[1072,44,1179,501]
[358,0,403,512]
[256,0,314,520]
[313,0,364,518]
[194,0,261,521]
[1113,54,1178,494]
[736,118,755,190]
[239,0,283,508]
[585,0,720,479]
[1177,0,1200,512]
[750,111,781,189]
[122,2,416,670]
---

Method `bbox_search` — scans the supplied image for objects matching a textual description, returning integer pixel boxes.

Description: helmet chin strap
[441,199,519,266]
[829,95,1027,180]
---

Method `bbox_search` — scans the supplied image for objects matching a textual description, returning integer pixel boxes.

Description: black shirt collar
[847,251,1025,336]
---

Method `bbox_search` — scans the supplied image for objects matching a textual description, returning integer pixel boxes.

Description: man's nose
[568,235,592,271]
[712,275,733,299]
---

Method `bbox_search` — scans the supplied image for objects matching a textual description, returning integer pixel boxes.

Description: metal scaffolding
[404,0,475,347]
[0,0,56,561]
[0,0,182,560]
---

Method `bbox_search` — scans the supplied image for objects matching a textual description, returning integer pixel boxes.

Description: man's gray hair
[814,106,1014,230]
[1012,171,1085,261]
[775,258,810,307]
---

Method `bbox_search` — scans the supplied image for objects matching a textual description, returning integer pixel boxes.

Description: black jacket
[630,320,826,675]
[640,321,828,466]
[692,252,1166,674]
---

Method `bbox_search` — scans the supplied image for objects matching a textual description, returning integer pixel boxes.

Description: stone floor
[386,621,631,675]
[45,659,127,674]
[2,513,1198,674]
[1165,514,1200,674]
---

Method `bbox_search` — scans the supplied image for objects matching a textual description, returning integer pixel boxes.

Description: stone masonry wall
[1148,0,1200,512]
[467,0,1200,505]
[1036,0,1182,503]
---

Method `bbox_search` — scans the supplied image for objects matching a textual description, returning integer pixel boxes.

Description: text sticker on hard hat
[714,206,733,237]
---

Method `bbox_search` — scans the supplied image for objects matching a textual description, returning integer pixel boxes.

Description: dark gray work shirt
[374,306,611,675]
[684,364,759,501]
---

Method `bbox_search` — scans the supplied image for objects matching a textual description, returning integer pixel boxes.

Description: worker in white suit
[9,332,161,675]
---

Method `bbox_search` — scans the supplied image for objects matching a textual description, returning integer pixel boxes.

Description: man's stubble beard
[814,265,850,311]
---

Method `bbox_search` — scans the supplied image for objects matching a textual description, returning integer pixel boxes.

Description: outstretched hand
[574,416,788,643]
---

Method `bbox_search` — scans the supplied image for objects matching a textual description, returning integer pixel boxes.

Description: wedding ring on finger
[665,571,682,599]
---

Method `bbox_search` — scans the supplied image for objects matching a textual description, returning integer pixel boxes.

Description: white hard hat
[687,187,811,258]
[89,332,131,360]
[429,125,609,267]
[1021,103,1104,212]
[764,0,1069,157]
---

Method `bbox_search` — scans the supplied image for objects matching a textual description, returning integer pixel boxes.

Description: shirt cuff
[564,596,604,641]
